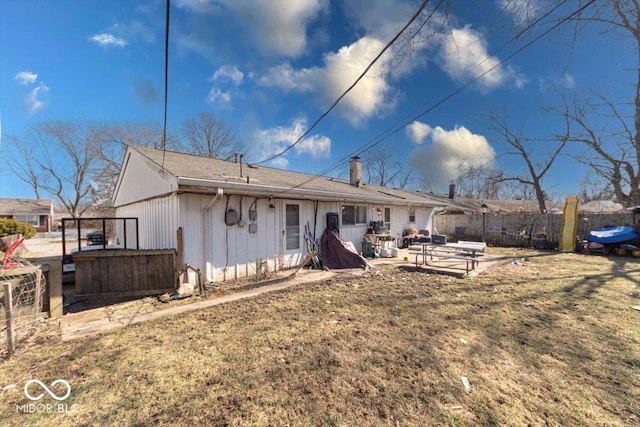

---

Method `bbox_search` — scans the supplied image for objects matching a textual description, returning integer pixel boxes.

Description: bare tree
[93,123,178,203]
[455,164,505,199]
[2,136,42,199]
[490,116,567,213]
[13,121,108,218]
[181,112,243,160]
[362,144,413,188]
[578,170,616,203]
[560,0,640,206]
[560,93,640,206]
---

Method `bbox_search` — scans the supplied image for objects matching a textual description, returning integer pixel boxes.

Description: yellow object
[632,250,640,258]
[559,196,580,252]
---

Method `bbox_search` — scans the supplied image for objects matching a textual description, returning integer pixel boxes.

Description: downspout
[203,188,224,282]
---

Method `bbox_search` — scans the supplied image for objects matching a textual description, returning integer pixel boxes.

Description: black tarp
[319,229,370,270]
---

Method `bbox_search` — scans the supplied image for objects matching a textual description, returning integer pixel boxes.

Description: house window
[342,205,367,226]
[356,206,367,224]
[408,207,416,223]
[15,215,39,226]
[342,205,354,225]
[285,204,300,250]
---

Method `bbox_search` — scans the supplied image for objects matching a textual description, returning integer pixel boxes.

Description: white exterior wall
[113,149,177,207]
[116,191,436,284]
[115,194,179,250]
[415,207,435,235]
[336,204,435,246]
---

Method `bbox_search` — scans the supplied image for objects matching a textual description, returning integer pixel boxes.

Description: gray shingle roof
[132,146,445,207]
[0,198,53,216]
[426,193,564,214]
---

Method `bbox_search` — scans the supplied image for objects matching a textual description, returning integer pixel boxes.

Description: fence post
[35,268,42,316]
[48,260,63,318]
[3,282,15,355]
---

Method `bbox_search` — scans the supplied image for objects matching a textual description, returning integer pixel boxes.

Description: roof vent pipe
[448,182,456,199]
[350,156,362,187]
[239,154,243,178]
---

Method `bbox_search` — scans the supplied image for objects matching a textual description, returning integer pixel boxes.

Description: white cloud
[437,25,512,91]
[562,73,576,88]
[497,0,543,27]
[257,62,316,92]
[254,117,331,166]
[434,25,529,92]
[112,20,156,44]
[259,37,395,127]
[321,37,394,125]
[294,133,331,157]
[174,0,224,14]
[222,0,326,57]
[26,83,49,114]
[210,65,244,86]
[409,122,496,191]
[406,121,432,144]
[539,72,575,91]
[89,33,128,47]
[341,0,412,42]
[176,0,326,58]
[512,68,530,89]
[206,88,232,108]
[14,71,38,85]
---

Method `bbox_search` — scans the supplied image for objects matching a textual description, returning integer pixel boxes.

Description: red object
[2,236,25,270]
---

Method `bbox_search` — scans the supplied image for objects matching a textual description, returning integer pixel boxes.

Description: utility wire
[269,0,596,198]
[310,0,571,178]
[161,0,171,171]
[253,0,433,166]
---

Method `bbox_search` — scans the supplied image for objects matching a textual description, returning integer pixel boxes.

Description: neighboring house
[428,184,563,214]
[579,200,625,214]
[112,146,445,283]
[0,198,54,233]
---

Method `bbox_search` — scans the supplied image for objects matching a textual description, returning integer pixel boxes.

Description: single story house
[0,198,54,232]
[112,146,445,283]
[427,186,564,214]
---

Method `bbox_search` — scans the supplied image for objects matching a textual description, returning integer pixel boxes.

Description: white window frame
[285,204,300,250]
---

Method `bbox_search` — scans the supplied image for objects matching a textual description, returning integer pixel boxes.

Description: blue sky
[0,0,634,201]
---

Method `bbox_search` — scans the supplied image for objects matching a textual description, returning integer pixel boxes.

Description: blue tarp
[588,226,640,244]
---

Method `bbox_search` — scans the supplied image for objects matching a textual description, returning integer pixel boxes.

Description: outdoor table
[413,242,485,274]
[365,233,396,253]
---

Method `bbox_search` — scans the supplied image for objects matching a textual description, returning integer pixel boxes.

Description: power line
[253,0,434,166]
[269,0,596,198]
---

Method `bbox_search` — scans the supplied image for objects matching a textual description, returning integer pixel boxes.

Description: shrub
[0,218,37,239]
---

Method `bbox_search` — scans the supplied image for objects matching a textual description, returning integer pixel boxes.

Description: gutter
[178,177,444,208]
[203,188,224,282]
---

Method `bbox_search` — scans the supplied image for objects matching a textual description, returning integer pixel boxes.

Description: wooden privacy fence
[435,213,636,246]
[74,249,176,297]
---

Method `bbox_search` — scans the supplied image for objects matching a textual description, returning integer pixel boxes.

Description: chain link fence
[1,256,46,355]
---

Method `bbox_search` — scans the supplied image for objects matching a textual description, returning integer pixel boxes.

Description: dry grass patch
[0,249,638,426]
